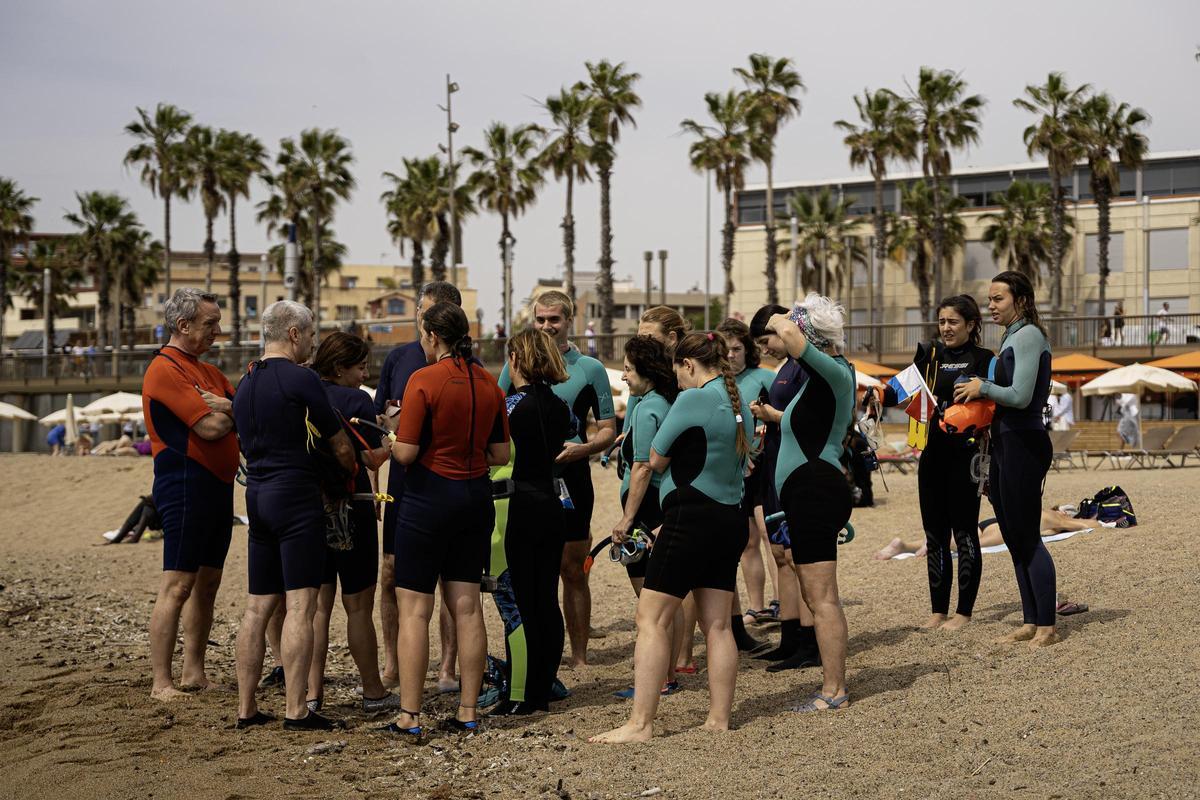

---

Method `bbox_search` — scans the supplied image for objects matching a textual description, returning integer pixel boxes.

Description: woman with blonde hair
[488,329,579,715]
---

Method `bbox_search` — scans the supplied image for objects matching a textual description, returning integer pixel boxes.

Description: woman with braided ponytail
[381,302,510,740]
[762,294,855,713]
[590,332,753,744]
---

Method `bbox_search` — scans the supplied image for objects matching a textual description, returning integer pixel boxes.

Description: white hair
[796,292,846,350]
[163,288,218,334]
[262,300,313,343]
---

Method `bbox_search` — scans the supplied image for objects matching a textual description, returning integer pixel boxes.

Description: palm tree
[183,125,224,294]
[980,180,1068,286]
[1014,73,1090,314]
[779,187,868,297]
[123,103,193,299]
[463,122,545,334]
[114,226,163,348]
[0,178,38,354]
[835,88,916,321]
[215,130,268,345]
[257,139,308,300]
[735,54,804,306]
[266,222,346,304]
[681,90,752,315]
[889,180,968,320]
[432,175,475,283]
[64,192,138,349]
[907,68,984,315]
[13,240,83,349]
[578,59,641,340]
[381,157,441,288]
[1072,93,1149,317]
[539,86,594,304]
[293,129,355,341]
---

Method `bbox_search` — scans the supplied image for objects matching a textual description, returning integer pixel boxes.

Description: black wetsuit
[883,340,995,618]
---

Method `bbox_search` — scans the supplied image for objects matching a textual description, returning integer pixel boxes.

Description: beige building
[730,151,1200,354]
[518,270,712,335]
[3,237,479,348]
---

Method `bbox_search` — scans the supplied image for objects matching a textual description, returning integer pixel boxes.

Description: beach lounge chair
[1144,424,1200,469]
[1049,429,1081,471]
[876,438,919,474]
[1122,426,1175,470]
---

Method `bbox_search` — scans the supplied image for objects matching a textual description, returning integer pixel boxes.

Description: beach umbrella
[1081,363,1197,396]
[0,401,37,422]
[64,393,77,446]
[1051,380,1069,396]
[1146,350,1200,381]
[848,358,898,378]
[1051,353,1121,387]
[81,391,143,417]
[855,370,883,389]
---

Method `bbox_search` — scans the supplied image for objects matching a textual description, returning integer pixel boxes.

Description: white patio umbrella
[0,401,38,422]
[1080,363,1197,396]
[64,393,77,446]
[1051,379,1069,396]
[81,391,143,417]
[855,370,882,389]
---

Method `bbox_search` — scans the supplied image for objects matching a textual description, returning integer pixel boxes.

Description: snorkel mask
[610,527,651,566]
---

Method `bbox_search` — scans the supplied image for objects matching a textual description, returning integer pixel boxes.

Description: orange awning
[1051,353,1123,386]
[1146,350,1200,381]
[848,358,898,378]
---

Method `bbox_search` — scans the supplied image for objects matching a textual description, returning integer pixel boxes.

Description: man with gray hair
[232,300,356,729]
[141,288,240,700]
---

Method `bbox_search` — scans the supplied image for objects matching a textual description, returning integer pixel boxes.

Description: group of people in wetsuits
[143,268,1060,738]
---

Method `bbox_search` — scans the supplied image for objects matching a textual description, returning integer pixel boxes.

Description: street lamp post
[704,172,712,329]
[657,250,667,306]
[790,215,799,301]
[259,254,268,343]
[643,251,653,312]
[440,76,461,286]
[42,267,50,377]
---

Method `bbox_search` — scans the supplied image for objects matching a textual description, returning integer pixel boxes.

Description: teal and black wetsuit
[736,366,776,517]
[978,319,1056,627]
[642,376,754,599]
[500,346,614,542]
[488,384,576,710]
[618,389,671,578]
[882,340,994,618]
[775,343,856,565]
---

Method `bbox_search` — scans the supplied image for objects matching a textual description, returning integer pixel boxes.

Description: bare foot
[940,614,971,631]
[1028,630,1062,649]
[180,678,232,693]
[566,659,588,670]
[381,673,400,689]
[436,677,460,693]
[701,717,730,732]
[150,685,188,701]
[588,721,653,744]
[920,613,948,629]
[873,538,907,560]
[996,624,1037,643]
[914,544,928,558]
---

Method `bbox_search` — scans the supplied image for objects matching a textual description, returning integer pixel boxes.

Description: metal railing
[2,314,1196,385]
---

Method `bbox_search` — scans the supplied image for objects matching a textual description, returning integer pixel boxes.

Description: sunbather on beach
[874,508,1095,560]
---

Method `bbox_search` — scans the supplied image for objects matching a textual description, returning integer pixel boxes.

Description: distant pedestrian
[586,321,597,357]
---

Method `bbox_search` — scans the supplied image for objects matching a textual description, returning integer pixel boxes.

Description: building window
[1085,233,1124,274]
[342,277,358,289]
[962,241,997,282]
[387,298,406,316]
[245,296,258,319]
[1149,228,1188,271]
[336,305,357,321]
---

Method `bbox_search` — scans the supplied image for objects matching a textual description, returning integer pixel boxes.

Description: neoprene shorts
[780,460,852,565]
[246,479,326,594]
[620,484,663,580]
[393,464,494,594]
[322,500,379,595]
[154,462,234,573]
[643,488,747,599]
[559,458,593,543]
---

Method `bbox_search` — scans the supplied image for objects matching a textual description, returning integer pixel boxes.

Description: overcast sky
[5,1,1199,324]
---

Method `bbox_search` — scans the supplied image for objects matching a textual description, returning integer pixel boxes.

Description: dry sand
[1,454,1198,799]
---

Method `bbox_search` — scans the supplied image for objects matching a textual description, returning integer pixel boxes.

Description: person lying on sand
[873,508,1095,560]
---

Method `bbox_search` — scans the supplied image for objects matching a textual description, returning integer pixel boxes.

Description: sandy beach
[1,454,1198,799]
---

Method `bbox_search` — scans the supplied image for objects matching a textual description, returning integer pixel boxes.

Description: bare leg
[589,589,679,743]
[739,517,768,615]
[307,583,337,704]
[265,603,284,666]
[342,586,386,699]
[674,593,698,670]
[280,587,320,719]
[149,570,198,700]
[235,593,282,719]
[443,581,486,722]
[394,588,435,730]
[796,561,848,704]
[755,506,779,604]
[379,554,399,687]
[436,581,459,691]
[179,566,225,689]
[561,539,592,668]
[696,589,737,731]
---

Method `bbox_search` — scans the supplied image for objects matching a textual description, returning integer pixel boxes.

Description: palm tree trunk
[97,259,111,350]
[1048,164,1065,315]
[431,215,449,281]
[0,256,7,355]
[915,248,932,323]
[873,171,886,352]
[598,165,614,343]
[204,212,215,293]
[228,194,242,347]
[563,170,576,304]
[312,217,322,344]
[163,194,172,300]
[1096,180,1112,320]
[931,173,944,318]
[722,184,735,317]
[500,212,512,337]
[410,239,426,289]
[764,157,778,305]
